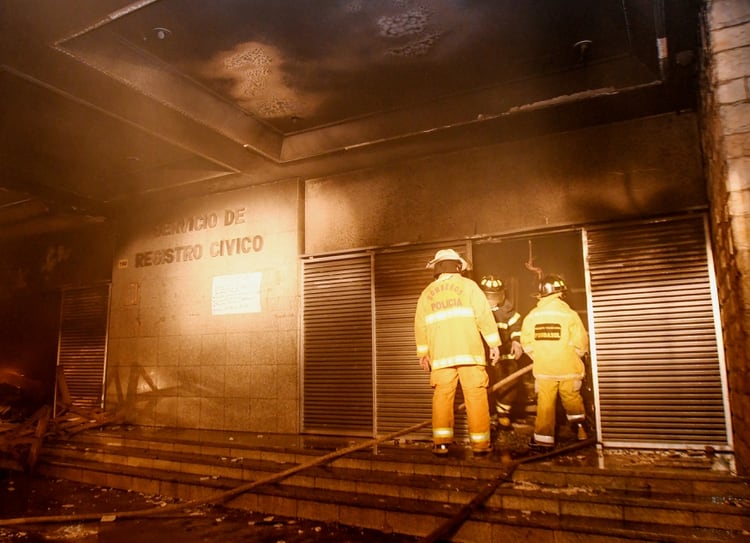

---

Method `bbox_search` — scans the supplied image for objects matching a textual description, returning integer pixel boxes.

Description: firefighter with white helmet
[415,249,501,456]
[479,275,527,430]
[521,274,589,449]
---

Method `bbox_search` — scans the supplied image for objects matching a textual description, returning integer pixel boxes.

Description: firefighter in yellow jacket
[415,249,500,455]
[521,274,589,449]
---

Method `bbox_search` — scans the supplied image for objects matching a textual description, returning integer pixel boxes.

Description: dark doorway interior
[471,231,595,434]
[0,290,61,418]
[471,231,586,317]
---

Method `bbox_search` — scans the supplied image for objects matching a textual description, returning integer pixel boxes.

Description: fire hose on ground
[419,437,595,543]
[0,362,594,533]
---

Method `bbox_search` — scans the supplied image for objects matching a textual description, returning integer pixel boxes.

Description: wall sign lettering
[152,207,246,238]
[210,236,264,257]
[133,207,264,268]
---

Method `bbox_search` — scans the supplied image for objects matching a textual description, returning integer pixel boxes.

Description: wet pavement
[0,442,732,543]
[0,419,737,542]
[0,474,421,543]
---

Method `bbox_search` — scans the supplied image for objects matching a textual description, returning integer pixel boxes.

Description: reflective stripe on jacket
[492,300,522,354]
[415,273,500,370]
[520,293,588,379]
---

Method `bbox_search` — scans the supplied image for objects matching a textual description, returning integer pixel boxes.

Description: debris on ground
[0,472,420,543]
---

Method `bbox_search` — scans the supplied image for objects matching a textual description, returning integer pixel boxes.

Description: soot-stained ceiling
[0,0,701,239]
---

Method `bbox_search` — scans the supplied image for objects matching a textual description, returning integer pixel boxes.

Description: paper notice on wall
[211,272,262,315]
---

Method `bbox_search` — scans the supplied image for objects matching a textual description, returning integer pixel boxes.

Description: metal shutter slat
[57,284,111,409]
[587,216,730,448]
[374,243,469,440]
[302,255,373,435]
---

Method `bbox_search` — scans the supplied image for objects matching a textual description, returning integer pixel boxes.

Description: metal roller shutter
[586,215,731,449]
[56,284,111,408]
[374,243,469,440]
[301,243,472,439]
[302,255,373,435]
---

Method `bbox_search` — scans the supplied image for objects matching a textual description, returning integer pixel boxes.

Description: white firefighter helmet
[426,248,469,271]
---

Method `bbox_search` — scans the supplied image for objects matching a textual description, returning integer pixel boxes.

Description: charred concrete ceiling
[0,0,701,240]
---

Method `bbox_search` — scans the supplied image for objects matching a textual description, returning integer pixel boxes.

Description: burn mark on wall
[41,244,72,276]
[223,47,272,97]
[377,5,443,58]
[387,32,443,57]
[195,41,312,122]
[377,8,430,37]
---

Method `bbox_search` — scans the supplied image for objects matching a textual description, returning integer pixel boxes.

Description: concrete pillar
[700,0,750,475]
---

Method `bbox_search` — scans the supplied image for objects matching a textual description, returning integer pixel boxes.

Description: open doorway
[471,231,587,318]
[471,230,595,441]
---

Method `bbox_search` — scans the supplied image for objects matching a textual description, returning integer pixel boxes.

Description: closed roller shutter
[56,284,111,408]
[302,255,373,435]
[586,215,730,448]
[375,243,469,440]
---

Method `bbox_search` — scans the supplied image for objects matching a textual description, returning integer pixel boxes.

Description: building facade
[0,1,748,475]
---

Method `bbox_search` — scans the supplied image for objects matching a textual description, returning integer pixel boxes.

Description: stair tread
[35,428,749,542]
[51,434,745,480]
[45,440,750,490]
[39,449,749,517]
[37,456,746,543]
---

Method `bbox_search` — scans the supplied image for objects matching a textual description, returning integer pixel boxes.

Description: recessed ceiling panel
[68,0,644,136]
[0,0,700,238]
[0,70,234,203]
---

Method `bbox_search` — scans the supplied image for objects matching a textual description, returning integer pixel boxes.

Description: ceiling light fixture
[574,39,592,63]
[152,27,172,40]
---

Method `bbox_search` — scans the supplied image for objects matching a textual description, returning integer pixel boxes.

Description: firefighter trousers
[534,378,586,446]
[430,365,491,451]
[489,357,518,416]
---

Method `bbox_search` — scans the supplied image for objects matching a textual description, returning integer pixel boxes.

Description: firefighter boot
[528,438,554,453]
[498,414,512,430]
[576,423,588,441]
[495,405,513,431]
[432,443,450,456]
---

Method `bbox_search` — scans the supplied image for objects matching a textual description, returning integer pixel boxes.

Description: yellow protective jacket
[415,273,501,370]
[520,293,589,380]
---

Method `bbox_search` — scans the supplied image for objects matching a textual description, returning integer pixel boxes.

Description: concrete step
[35,428,750,543]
